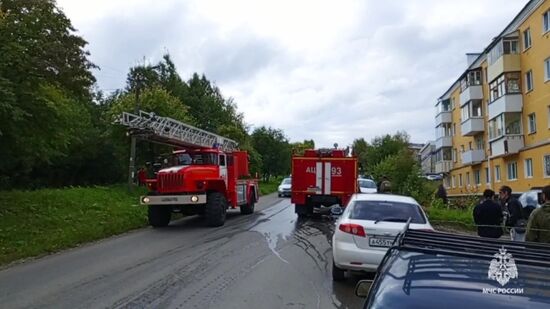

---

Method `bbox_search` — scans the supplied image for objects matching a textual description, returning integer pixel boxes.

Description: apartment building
[420,141,435,174]
[434,0,550,195]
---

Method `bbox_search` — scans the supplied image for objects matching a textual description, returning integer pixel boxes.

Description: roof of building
[437,0,545,101]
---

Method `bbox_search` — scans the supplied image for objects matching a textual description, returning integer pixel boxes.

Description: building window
[452,175,456,188]
[548,106,550,129]
[528,113,537,134]
[474,170,481,185]
[488,38,519,65]
[459,174,463,187]
[544,9,550,33]
[523,28,532,50]
[485,167,490,184]
[495,165,501,182]
[475,135,484,150]
[489,113,522,140]
[453,149,457,163]
[489,72,521,102]
[507,162,518,180]
[525,70,533,92]
[471,100,482,117]
[545,57,550,82]
[525,158,533,178]
[544,155,550,177]
[466,172,470,186]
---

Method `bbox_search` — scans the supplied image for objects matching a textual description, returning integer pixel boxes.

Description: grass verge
[424,206,476,232]
[259,177,282,196]
[0,185,147,266]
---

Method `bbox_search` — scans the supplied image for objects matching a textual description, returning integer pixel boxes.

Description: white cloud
[58,0,528,147]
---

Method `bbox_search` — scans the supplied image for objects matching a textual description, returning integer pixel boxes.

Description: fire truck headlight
[191,195,199,203]
[142,197,150,203]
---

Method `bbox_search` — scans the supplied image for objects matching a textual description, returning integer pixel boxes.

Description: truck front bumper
[140,194,207,205]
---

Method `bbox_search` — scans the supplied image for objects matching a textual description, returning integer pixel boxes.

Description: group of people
[473,185,550,243]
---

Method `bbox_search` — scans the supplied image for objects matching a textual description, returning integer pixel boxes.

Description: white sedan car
[332,193,433,281]
[358,178,377,194]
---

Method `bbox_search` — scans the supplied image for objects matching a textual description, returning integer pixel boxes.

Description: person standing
[526,185,550,243]
[499,185,525,241]
[436,184,448,205]
[473,189,503,238]
[379,176,392,193]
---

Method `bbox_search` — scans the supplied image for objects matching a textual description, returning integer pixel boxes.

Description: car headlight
[190,195,199,203]
[278,186,283,191]
[142,197,150,203]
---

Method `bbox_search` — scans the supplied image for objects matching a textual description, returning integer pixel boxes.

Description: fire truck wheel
[205,192,227,227]
[148,205,171,228]
[295,204,311,218]
[240,195,255,215]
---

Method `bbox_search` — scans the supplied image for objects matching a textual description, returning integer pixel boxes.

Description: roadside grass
[259,177,283,196]
[425,206,476,232]
[0,185,147,266]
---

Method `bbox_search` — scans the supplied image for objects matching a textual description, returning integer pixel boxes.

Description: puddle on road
[250,201,297,263]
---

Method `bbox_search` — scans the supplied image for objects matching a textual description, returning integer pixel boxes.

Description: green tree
[251,126,291,181]
[352,138,369,176]
[0,0,96,187]
[291,139,315,156]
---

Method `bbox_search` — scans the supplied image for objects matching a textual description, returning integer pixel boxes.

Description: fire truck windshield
[171,152,218,166]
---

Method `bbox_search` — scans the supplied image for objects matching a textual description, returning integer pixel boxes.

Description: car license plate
[369,237,394,248]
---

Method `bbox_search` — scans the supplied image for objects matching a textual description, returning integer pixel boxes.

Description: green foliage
[251,126,292,180]
[0,0,96,188]
[0,185,147,265]
[352,138,369,175]
[259,177,283,195]
[291,139,315,156]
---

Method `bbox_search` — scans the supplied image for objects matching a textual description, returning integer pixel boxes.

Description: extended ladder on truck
[118,110,238,151]
[117,110,258,228]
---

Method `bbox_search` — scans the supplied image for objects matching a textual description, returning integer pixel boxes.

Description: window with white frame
[495,165,501,182]
[528,113,537,134]
[466,172,470,186]
[523,28,532,50]
[525,158,533,178]
[452,175,456,188]
[548,106,550,129]
[544,155,550,177]
[474,170,481,185]
[485,167,490,184]
[545,57,550,82]
[525,70,533,92]
[459,174,463,187]
[507,162,518,180]
[544,9,550,33]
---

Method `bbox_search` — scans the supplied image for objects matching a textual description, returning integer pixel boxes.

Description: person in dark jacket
[499,185,525,241]
[436,184,448,205]
[473,189,503,238]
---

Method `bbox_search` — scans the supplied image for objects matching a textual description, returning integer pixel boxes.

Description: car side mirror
[355,279,373,298]
[331,206,343,216]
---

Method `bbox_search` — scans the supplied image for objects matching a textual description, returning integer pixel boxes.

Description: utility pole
[128,71,142,190]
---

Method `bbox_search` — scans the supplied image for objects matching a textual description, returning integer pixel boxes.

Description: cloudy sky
[57,0,527,147]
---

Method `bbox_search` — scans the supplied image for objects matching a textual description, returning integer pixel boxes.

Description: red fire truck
[291,149,357,217]
[119,111,259,228]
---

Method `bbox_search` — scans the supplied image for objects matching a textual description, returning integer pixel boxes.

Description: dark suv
[356,229,550,308]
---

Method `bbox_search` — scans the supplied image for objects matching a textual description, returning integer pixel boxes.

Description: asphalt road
[0,193,367,309]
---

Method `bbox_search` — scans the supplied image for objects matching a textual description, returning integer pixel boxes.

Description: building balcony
[487,54,521,82]
[488,94,522,120]
[461,149,485,165]
[435,111,452,125]
[460,85,483,105]
[461,117,484,136]
[435,136,452,149]
[435,160,453,174]
[490,135,524,157]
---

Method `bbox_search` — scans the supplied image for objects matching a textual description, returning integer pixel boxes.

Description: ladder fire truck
[118,110,259,227]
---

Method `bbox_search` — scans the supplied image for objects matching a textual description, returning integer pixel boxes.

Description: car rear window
[358,179,376,188]
[348,200,426,224]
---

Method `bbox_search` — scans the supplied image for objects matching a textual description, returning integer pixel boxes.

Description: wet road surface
[0,193,368,309]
